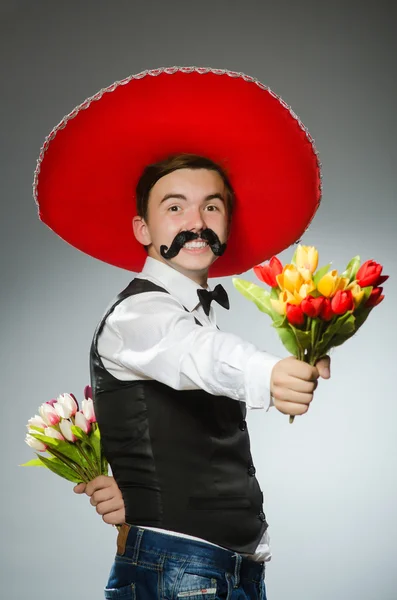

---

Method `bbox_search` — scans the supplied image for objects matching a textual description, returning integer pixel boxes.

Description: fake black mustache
[160,229,227,259]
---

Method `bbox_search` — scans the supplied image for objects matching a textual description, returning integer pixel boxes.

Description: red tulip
[331,289,354,315]
[319,298,334,321]
[286,303,305,326]
[253,256,283,287]
[301,296,324,318]
[365,286,384,307]
[356,260,389,288]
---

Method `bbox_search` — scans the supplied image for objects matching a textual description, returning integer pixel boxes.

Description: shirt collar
[140,256,211,312]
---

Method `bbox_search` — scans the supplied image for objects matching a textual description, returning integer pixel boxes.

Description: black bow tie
[197,284,230,316]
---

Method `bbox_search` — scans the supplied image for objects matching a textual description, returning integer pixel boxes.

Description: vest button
[248,465,256,476]
[258,511,266,522]
[239,420,247,431]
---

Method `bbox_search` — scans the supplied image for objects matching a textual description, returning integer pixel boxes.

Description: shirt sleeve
[101,291,282,410]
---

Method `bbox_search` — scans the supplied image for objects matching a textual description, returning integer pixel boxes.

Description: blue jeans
[104,524,267,599]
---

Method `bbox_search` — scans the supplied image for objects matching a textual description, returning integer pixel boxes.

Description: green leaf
[289,325,312,352]
[315,312,356,355]
[361,286,373,304]
[274,324,299,356]
[232,278,274,318]
[341,255,361,282]
[27,426,45,434]
[313,264,331,286]
[352,305,372,332]
[90,424,103,466]
[37,455,83,483]
[20,457,45,467]
[29,432,83,464]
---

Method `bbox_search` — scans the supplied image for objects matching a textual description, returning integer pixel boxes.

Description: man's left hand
[73,475,125,525]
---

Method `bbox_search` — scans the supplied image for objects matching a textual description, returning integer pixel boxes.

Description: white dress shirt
[97,256,281,562]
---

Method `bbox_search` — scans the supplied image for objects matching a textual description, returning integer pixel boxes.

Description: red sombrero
[33,66,322,277]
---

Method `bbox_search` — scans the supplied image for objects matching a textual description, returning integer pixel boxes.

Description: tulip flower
[59,419,77,442]
[331,289,354,315]
[84,385,92,400]
[317,270,348,297]
[301,296,324,318]
[254,256,283,287]
[82,398,96,423]
[54,393,78,419]
[347,282,365,308]
[75,411,91,434]
[276,264,305,294]
[270,291,287,315]
[44,427,65,441]
[286,303,305,326]
[365,287,384,308]
[297,280,316,300]
[356,260,389,288]
[39,402,61,426]
[295,245,318,275]
[25,433,47,452]
[27,414,46,430]
[320,298,334,321]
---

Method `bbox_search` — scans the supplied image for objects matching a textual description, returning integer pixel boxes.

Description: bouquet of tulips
[233,245,388,423]
[21,385,108,482]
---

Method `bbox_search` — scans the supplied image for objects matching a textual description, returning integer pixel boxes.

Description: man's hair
[135,153,235,228]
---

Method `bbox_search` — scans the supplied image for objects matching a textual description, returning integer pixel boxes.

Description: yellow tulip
[276,264,304,294]
[347,281,365,307]
[295,245,318,274]
[317,270,348,297]
[297,280,316,300]
[270,297,286,315]
[270,290,298,314]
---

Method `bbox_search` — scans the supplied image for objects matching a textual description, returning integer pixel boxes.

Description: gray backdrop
[1,1,396,599]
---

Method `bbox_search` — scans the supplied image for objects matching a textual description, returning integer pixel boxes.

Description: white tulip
[44,427,64,441]
[25,434,46,452]
[75,411,91,434]
[27,414,46,430]
[82,398,96,423]
[54,393,78,419]
[59,419,77,442]
[39,403,61,426]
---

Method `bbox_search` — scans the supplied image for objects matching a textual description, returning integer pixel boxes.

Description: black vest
[90,277,268,554]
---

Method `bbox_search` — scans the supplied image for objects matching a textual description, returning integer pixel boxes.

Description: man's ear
[132,215,152,246]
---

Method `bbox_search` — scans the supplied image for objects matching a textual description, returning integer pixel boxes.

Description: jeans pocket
[104,582,136,599]
[175,572,218,599]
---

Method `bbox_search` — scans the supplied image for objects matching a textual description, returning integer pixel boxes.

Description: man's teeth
[183,241,208,249]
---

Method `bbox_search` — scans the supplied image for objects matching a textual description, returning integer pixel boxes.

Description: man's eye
[168,205,181,212]
[206,205,218,211]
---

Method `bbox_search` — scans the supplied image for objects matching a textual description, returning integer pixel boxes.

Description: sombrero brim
[34,66,322,277]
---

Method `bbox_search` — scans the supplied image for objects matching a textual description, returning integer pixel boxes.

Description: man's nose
[185,208,206,232]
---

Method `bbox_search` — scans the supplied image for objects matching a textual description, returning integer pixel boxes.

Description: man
[34,68,326,599]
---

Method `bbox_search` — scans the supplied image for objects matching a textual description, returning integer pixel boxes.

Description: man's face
[135,168,230,284]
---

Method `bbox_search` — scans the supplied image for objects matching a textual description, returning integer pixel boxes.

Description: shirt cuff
[244,351,282,411]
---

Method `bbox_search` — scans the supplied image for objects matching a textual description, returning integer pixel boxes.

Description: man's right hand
[270,355,330,417]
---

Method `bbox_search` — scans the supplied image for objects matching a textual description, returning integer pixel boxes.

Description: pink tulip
[59,419,77,442]
[39,403,61,426]
[75,411,91,434]
[84,385,92,400]
[82,398,96,423]
[25,433,47,452]
[44,427,65,441]
[54,393,78,419]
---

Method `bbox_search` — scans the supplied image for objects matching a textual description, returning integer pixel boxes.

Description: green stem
[47,447,90,481]
[76,442,99,479]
